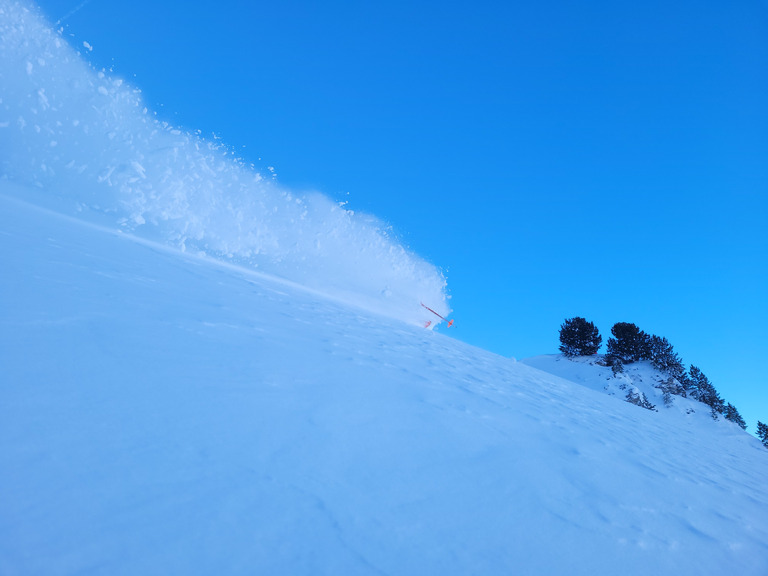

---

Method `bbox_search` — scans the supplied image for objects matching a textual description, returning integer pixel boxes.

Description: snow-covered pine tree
[657,377,685,407]
[724,403,747,430]
[689,366,726,420]
[606,322,651,363]
[626,389,657,412]
[648,335,685,380]
[757,421,768,448]
[678,370,694,398]
[688,365,707,402]
[558,317,602,357]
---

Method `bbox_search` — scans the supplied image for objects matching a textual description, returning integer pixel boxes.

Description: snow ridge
[523,355,737,424]
[0,0,449,324]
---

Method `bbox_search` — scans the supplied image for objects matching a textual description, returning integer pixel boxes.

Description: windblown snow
[2,1,768,575]
[0,0,449,325]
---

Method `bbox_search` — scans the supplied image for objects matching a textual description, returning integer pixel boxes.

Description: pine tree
[657,377,684,407]
[687,365,707,401]
[678,370,694,398]
[689,365,725,419]
[606,322,651,363]
[559,317,602,357]
[648,335,684,379]
[757,421,768,449]
[626,389,657,411]
[724,403,747,430]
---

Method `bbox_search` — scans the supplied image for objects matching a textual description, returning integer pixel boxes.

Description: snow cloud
[0,0,449,324]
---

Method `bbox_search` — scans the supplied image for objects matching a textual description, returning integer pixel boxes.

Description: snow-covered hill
[2,1,768,574]
[3,186,768,576]
[523,354,726,421]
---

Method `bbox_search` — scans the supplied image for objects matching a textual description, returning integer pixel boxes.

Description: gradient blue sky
[36,0,767,431]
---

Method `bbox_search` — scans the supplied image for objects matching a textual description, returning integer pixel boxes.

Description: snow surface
[3,187,768,576]
[522,354,712,418]
[2,1,768,574]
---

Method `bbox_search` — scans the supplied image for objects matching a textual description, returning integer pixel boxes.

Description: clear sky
[34,0,767,431]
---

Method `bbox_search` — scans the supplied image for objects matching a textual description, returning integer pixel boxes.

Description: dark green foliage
[626,389,657,412]
[606,322,651,363]
[611,357,624,376]
[559,317,602,357]
[724,403,747,430]
[757,421,768,448]
[689,366,725,420]
[562,318,746,430]
[648,335,684,380]
[678,371,694,398]
[658,377,684,407]
[687,366,708,401]
[686,366,747,426]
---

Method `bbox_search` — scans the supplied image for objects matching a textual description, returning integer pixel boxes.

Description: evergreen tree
[606,322,651,363]
[648,335,684,379]
[657,377,685,407]
[559,317,602,357]
[687,365,707,401]
[678,370,694,398]
[611,357,624,376]
[757,421,768,449]
[689,366,725,419]
[626,389,657,411]
[724,403,747,430]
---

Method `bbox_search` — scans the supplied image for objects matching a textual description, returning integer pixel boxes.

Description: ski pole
[421,302,454,327]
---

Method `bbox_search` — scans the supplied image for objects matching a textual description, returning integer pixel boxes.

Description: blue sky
[36,0,766,430]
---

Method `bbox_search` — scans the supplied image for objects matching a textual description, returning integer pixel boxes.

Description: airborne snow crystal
[0,0,450,327]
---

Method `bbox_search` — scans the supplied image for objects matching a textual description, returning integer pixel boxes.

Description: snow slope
[2,185,768,576]
[523,354,716,419]
[2,0,768,574]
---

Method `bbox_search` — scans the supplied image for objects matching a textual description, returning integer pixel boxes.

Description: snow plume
[0,0,449,324]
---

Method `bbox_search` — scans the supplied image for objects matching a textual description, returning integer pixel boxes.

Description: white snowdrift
[524,354,742,423]
[0,0,449,325]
